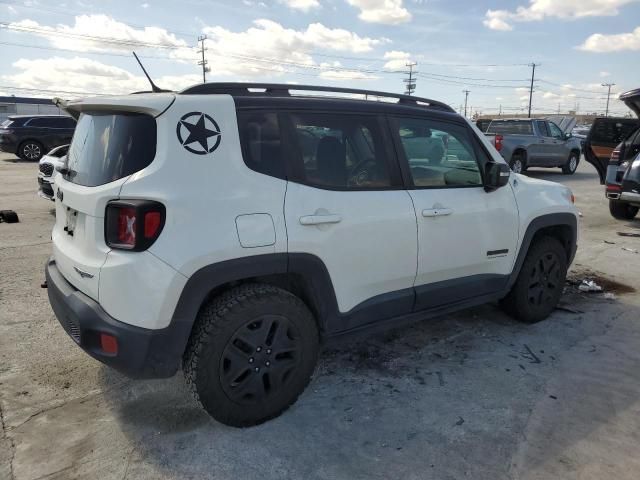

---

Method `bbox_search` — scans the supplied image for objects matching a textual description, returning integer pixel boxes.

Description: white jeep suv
[46,83,578,427]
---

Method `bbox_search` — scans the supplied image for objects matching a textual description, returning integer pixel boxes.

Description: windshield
[64,112,156,187]
[487,121,533,135]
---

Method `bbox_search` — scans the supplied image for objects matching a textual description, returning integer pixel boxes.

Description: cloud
[278,0,320,11]
[195,19,386,78]
[382,50,412,70]
[318,61,378,80]
[7,15,189,52]
[141,3,149,8]
[600,71,611,77]
[578,26,640,52]
[0,56,201,96]
[483,0,638,30]
[346,0,412,25]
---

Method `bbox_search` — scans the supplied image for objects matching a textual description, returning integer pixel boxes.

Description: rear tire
[562,152,579,174]
[609,200,639,220]
[183,283,319,427]
[501,236,568,323]
[509,153,526,174]
[18,140,44,161]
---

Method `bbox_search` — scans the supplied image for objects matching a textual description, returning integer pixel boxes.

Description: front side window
[289,113,391,189]
[395,117,483,188]
[548,122,563,139]
[65,112,156,187]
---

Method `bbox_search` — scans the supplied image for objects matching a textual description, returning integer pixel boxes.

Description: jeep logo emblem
[176,112,222,155]
[56,188,63,202]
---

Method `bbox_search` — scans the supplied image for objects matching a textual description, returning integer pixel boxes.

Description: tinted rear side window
[486,121,533,135]
[591,118,640,145]
[64,112,156,187]
[237,112,285,179]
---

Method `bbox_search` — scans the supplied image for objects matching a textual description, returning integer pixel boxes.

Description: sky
[0,0,639,116]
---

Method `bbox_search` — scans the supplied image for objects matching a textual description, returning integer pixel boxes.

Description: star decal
[176,112,222,155]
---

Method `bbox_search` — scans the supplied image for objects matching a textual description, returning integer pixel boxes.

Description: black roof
[180,82,456,114]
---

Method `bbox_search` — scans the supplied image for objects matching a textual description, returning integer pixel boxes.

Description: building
[0,96,67,122]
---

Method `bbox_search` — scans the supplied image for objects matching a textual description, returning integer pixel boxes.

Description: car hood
[545,115,577,134]
[620,88,640,118]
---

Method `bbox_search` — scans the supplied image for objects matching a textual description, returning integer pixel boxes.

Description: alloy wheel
[23,143,41,160]
[511,159,523,174]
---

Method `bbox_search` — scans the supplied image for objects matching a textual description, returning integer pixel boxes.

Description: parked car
[583,88,640,219]
[571,124,591,140]
[485,118,582,174]
[45,83,578,427]
[0,115,75,161]
[38,144,69,201]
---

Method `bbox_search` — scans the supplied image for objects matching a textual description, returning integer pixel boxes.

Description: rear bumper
[46,258,188,379]
[620,191,640,205]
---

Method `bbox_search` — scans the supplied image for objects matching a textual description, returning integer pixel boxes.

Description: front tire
[18,140,44,161]
[183,284,319,427]
[501,236,568,323]
[509,153,526,174]
[609,200,639,220]
[562,152,579,174]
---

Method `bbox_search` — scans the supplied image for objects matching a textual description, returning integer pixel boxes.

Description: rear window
[486,121,533,135]
[64,112,156,187]
[590,118,640,146]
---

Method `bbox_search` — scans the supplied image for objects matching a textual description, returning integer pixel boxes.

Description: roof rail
[179,82,455,113]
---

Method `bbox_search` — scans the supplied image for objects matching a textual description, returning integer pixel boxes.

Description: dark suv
[0,115,76,161]
[583,88,640,220]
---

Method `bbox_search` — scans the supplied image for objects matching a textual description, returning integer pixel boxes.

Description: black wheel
[183,283,319,427]
[609,200,638,220]
[0,210,19,223]
[19,140,44,161]
[509,153,526,174]
[501,236,567,323]
[562,152,579,174]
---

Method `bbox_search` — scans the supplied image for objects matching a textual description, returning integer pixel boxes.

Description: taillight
[105,200,165,251]
[610,148,620,164]
[494,134,503,152]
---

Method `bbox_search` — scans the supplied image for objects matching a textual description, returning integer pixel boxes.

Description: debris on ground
[579,280,603,293]
[0,209,19,223]
[455,416,465,426]
[621,247,639,254]
[604,292,617,300]
[555,305,584,314]
[617,232,640,238]
[604,240,616,244]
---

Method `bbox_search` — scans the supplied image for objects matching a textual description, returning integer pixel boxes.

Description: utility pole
[404,62,417,95]
[499,104,502,117]
[197,34,208,84]
[602,82,616,117]
[462,90,470,117]
[527,62,540,118]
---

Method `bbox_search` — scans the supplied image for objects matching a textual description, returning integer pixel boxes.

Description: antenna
[132,51,169,93]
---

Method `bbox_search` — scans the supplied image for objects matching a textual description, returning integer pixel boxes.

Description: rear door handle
[299,214,342,225]
[422,208,453,217]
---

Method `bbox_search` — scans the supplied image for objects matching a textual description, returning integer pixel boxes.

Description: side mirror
[485,161,511,191]
[564,132,572,140]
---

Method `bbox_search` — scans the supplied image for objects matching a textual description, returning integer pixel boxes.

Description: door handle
[299,214,342,225]
[540,139,545,143]
[422,208,453,217]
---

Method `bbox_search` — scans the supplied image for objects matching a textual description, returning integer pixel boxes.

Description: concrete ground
[1,152,639,480]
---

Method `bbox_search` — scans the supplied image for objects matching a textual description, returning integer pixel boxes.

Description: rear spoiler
[52,93,176,119]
